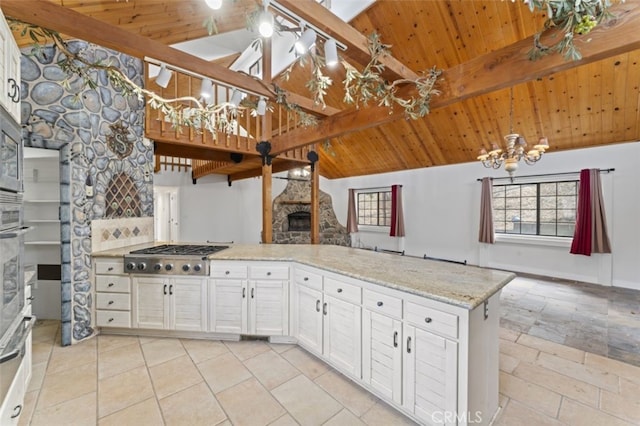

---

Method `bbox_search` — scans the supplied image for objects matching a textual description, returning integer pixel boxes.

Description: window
[493,181,578,237]
[357,191,391,227]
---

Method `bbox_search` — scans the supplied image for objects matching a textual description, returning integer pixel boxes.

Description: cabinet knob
[377,301,383,307]
[425,317,432,323]
[337,288,343,293]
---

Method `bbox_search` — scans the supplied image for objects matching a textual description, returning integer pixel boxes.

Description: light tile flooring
[18,276,640,425]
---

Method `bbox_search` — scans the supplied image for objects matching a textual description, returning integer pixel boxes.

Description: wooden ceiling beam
[2,0,335,117]
[228,159,308,183]
[271,1,640,155]
[153,141,258,163]
[276,0,418,81]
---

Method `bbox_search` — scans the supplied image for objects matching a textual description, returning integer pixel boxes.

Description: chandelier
[477,87,549,179]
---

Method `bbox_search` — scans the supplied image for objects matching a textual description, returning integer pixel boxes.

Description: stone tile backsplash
[91,218,154,252]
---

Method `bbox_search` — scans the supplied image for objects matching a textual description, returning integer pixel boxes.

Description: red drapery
[570,169,592,255]
[390,184,405,237]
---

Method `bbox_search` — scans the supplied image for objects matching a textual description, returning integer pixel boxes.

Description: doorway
[154,186,179,242]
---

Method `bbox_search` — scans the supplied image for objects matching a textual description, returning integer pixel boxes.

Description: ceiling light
[258,10,274,38]
[257,98,267,115]
[295,28,317,54]
[478,87,550,179]
[230,89,244,107]
[155,65,173,88]
[200,79,213,99]
[324,39,338,67]
[205,0,223,10]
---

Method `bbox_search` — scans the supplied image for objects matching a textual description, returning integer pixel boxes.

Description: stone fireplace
[273,171,350,246]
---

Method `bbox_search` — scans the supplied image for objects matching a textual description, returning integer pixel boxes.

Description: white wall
[154,142,640,290]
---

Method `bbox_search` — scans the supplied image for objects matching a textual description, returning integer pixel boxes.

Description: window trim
[355,187,392,229]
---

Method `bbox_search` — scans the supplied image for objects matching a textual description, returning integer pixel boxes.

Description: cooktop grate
[128,244,229,256]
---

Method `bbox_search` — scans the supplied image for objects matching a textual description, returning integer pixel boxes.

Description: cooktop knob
[193,264,202,272]
[154,263,163,271]
[126,262,136,271]
[165,264,173,271]
[182,264,191,272]
[137,262,147,271]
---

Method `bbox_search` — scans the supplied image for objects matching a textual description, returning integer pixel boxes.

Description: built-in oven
[0,316,35,414]
[0,105,23,193]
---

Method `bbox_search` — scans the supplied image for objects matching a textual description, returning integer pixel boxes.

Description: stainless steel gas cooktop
[123,244,229,276]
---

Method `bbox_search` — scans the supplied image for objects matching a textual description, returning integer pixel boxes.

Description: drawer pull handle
[11,404,22,419]
[304,277,309,281]
[251,288,254,298]
[242,287,246,298]
[393,331,398,348]
[108,318,114,323]
[377,301,383,307]
[108,300,114,305]
[425,317,433,323]
[107,267,114,271]
[225,271,230,275]
[407,336,412,353]
[108,282,114,287]
[267,272,271,276]
[169,285,173,295]
[27,296,35,301]
[316,300,321,312]
[164,284,167,295]
[323,302,328,316]
[337,288,343,293]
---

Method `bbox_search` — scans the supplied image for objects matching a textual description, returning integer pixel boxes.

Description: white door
[154,186,179,242]
[403,325,458,425]
[323,295,362,378]
[362,310,402,403]
[293,284,323,354]
[171,277,207,331]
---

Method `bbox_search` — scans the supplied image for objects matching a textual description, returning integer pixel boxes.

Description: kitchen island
[93,243,515,425]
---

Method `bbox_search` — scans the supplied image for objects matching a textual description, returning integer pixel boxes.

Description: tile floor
[18,276,640,425]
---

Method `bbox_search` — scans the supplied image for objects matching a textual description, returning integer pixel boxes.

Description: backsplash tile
[91,217,154,252]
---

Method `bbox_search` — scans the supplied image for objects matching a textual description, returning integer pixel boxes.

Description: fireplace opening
[288,211,311,232]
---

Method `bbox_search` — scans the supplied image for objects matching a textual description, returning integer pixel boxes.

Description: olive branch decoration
[526,0,625,61]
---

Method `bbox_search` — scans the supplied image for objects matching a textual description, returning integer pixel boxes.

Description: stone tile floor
[500,275,640,366]
[18,275,640,425]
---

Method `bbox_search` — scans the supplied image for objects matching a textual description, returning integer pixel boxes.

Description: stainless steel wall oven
[0,106,23,193]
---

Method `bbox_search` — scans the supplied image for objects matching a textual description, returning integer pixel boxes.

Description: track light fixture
[258,10,274,38]
[295,28,317,54]
[230,89,244,107]
[155,64,173,88]
[257,97,267,115]
[324,39,338,67]
[200,78,213,99]
[205,0,223,10]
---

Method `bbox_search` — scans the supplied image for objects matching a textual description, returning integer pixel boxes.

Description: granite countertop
[93,243,515,310]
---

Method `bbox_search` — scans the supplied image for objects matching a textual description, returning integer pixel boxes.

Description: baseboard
[612,279,640,291]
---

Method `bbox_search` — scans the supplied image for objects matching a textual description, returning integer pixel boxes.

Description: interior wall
[155,142,640,290]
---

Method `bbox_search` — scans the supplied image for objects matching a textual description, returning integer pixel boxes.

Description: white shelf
[25,219,60,223]
[25,241,61,246]
[23,200,60,203]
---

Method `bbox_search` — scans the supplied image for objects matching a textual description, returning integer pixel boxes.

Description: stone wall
[20,40,153,345]
[272,171,350,246]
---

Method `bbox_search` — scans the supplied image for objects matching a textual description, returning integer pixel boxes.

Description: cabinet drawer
[211,263,248,279]
[96,293,131,310]
[96,275,130,293]
[97,310,131,328]
[294,268,322,291]
[324,277,361,304]
[363,289,402,319]
[95,260,124,275]
[405,302,458,339]
[249,265,289,280]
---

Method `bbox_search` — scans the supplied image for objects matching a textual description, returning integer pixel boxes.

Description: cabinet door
[293,284,323,354]
[0,361,24,426]
[249,280,287,336]
[171,277,207,332]
[209,279,247,334]
[0,14,8,112]
[403,325,458,425]
[323,295,362,378]
[133,277,168,329]
[5,38,20,122]
[362,310,402,404]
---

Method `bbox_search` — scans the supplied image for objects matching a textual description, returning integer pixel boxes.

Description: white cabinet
[362,289,403,404]
[0,9,21,123]
[0,328,31,426]
[293,266,361,379]
[133,276,207,331]
[403,325,458,425]
[209,262,289,337]
[94,258,131,328]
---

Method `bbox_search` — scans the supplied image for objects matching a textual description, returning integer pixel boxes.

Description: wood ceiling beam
[2,0,335,117]
[276,0,418,81]
[154,141,258,163]
[271,1,640,155]
[228,159,307,183]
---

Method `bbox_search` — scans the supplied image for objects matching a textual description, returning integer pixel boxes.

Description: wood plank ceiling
[7,0,640,180]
